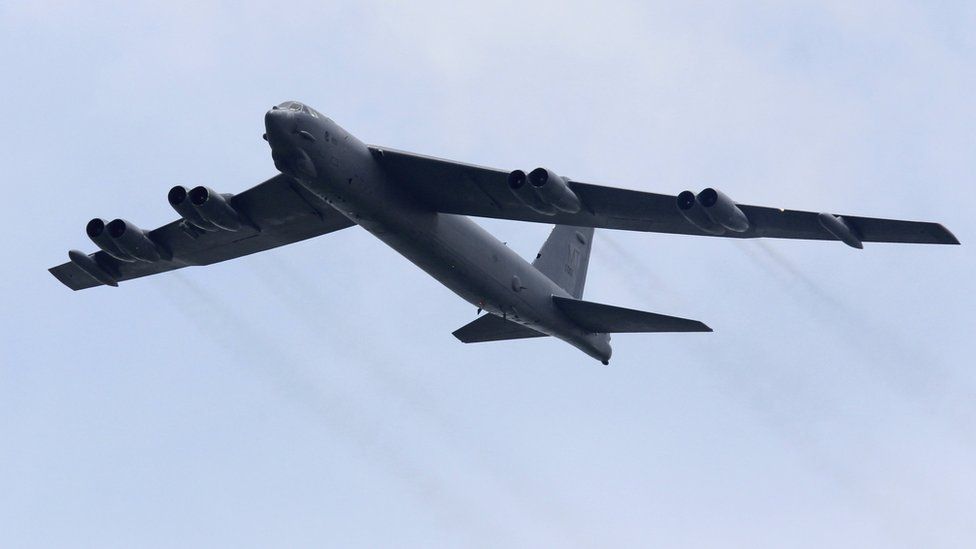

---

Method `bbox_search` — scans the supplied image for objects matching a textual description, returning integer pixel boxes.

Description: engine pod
[189,186,245,231]
[676,191,725,235]
[507,170,556,215]
[697,188,750,233]
[107,218,168,262]
[86,218,135,262]
[528,168,581,214]
[168,185,217,231]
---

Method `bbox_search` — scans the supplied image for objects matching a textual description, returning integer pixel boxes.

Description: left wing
[50,174,355,290]
[370,146,958,246]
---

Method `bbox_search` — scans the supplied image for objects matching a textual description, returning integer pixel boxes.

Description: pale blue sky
[1,1,974,547]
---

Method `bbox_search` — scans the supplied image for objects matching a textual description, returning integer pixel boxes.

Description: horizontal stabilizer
[453,313,547,343]
[553,296,711,333]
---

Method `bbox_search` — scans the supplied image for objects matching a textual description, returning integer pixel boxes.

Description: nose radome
[265,106,287,122]
[264,107,294,136]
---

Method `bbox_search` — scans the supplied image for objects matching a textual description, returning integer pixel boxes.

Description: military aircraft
[50,101,959,364]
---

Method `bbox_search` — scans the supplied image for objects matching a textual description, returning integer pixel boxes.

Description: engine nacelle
[507,170,556,215]
[676,191,725,235]
[528,168,581,214]
[168,186,217,231]
[188,186,245,231]
[107,218,168,262]
[86,217,136,261]
[697,188,750,233]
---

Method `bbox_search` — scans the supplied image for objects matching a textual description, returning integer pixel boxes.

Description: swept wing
[50,174,354,290]
[370,147,958,245]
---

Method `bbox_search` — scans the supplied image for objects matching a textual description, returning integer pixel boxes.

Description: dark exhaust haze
[156,273,509,543]
[244,254,592,546]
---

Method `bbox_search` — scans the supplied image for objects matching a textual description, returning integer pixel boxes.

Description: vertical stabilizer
[532,225,594,298]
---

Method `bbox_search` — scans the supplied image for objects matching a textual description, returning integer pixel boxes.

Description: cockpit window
[277,101,306,112]
[276,101,321,117]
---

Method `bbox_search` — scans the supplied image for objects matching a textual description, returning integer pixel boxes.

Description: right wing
[50,174,355,290]
[371,146,959,246]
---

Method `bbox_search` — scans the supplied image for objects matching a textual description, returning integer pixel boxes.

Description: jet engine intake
[528,168,581,214]
[508,170,556,215]
[697,188,750,233]
[676,191,725,235]
[86,217,136,261]
[168,186,217,231]
[106,218,168,262]
[188,186,245,231]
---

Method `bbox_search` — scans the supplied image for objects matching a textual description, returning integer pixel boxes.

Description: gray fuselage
[264,102,611,362]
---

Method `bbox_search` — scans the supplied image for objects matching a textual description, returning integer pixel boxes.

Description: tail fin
[532,225,594,299]
[553,296,711,333]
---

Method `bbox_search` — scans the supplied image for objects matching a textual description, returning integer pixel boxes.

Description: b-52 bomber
[50,101,959,364]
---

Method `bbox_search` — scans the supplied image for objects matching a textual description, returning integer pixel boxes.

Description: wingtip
[938,224,961,245]
[50,251,117,290]
[687,320,713,332]
[49,265,87,290]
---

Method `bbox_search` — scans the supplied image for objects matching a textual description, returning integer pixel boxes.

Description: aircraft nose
[265,105,290,125]
[264,107,294,143]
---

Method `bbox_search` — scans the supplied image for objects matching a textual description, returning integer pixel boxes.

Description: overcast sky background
[1,1,974,547]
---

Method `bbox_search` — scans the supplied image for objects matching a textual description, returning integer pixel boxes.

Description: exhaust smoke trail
[620,238,976,543]
[246,254,593,547]
[591,231,684,311]
[155,272,511,545]
[740,240,975,444]
[589,236,937,543]
[750,240,843,307]
[597,232,668,288]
